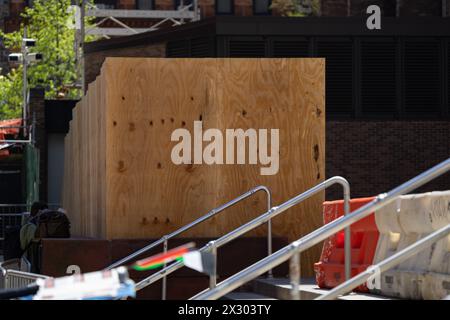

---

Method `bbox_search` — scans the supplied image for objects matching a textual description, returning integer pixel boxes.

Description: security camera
[26,53,43,62]
[22,38,37,47]
[8,53,23,63]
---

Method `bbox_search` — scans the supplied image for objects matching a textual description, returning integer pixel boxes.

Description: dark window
[360,40,397,114]
[174,0,193,10]
[229,40,266,57]
[272,40,309,57]
[317,40,354,115]
[216,0,234,15]
[136,0,154,10]
[253,0,272,15]
[403,41,441,114]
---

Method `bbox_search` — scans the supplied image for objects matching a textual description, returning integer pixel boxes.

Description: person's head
[30,201,48,217]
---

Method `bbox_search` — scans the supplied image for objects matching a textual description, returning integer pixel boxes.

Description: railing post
[266,188,273,278]
[209,241,217,289]
[343,186,351,281]
[289,251,300,300]
[161,237,168,300]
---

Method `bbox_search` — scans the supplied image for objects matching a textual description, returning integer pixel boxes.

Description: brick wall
[326,120,450,200]
[320,0,347,16]
[84,42,165,89]
[131,0,256,17]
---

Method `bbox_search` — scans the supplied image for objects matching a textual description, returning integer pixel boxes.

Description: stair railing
[316,222,450,300]
[106,185,272,300]
[134,176,350,293]
[190,158,450,300]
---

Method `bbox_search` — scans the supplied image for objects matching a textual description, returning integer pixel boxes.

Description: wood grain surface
[62,58,325,275]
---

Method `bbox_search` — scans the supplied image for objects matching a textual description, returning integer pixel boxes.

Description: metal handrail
[316,222,450,300]
[135,176,350,292]
[191,158,450,300]
[106,185,272,299]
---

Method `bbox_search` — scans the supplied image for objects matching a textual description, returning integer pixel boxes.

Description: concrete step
[253,277,394,300]
[222,292,277,300]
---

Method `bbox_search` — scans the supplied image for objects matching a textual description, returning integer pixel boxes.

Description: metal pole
[193,0,200,21]
[80,0,86,95]
[161,238,168,300]
[192,158,450,300]
[317,223,450,300]
[209,242,217,289]
[22,27,28,138]
[267,188,273,278]
[0,139,33,144]
[289,251,300,300]
[344,187,351,281]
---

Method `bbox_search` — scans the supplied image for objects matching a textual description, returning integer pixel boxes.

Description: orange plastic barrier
[314,197,378,292]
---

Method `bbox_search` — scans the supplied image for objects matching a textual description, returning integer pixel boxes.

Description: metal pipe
[193,0,200,21]
[0,126,28,130]
[214,177,349,249]
[107,185,271,269]
[317,223,450,300]
[135,258,184,290]
[209,242,217,289]
[136,177,349,292]
[22,27,28,138]
[289,251,300,300]
[344,187,351,281]
[267,186,273,277]
[80,0,86,95]
[161,237,168,300]
[191,158,450,300]
[0,140,32,144]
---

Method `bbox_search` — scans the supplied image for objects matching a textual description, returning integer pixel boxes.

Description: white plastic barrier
[373,191,450,299]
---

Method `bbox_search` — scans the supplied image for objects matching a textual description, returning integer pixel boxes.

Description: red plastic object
[314,197,379,292]
[0,118,21,159]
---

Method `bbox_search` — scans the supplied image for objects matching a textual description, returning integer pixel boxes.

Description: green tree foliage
[0,67,23,120]
[0,0,94,120]
[271,0,321,17]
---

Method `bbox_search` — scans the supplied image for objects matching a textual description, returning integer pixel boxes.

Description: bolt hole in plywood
[62,58,325,275]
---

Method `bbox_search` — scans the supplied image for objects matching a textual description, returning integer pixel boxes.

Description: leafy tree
[271,0,321,17]
[0,0,95,120]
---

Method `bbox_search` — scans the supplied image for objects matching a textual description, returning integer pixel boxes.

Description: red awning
[0,118,22,159]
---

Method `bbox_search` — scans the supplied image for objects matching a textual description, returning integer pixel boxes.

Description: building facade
[84,16,450,200]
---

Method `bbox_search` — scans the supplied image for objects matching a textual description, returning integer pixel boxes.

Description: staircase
[223,277,393,300]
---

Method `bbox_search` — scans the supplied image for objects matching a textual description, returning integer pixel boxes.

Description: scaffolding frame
[73,0,201,93]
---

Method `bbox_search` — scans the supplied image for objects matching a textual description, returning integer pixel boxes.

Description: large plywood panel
[62,58,325,274]
[104,59,220,239]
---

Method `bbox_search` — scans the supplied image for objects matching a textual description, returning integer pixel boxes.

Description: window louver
[190,38,213,57]
[272,40,309,57]
[403,41,441,113]
[317,41,353,115]
[228,40,266,57]
[166,40,190,57]
[360,40,396,114]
